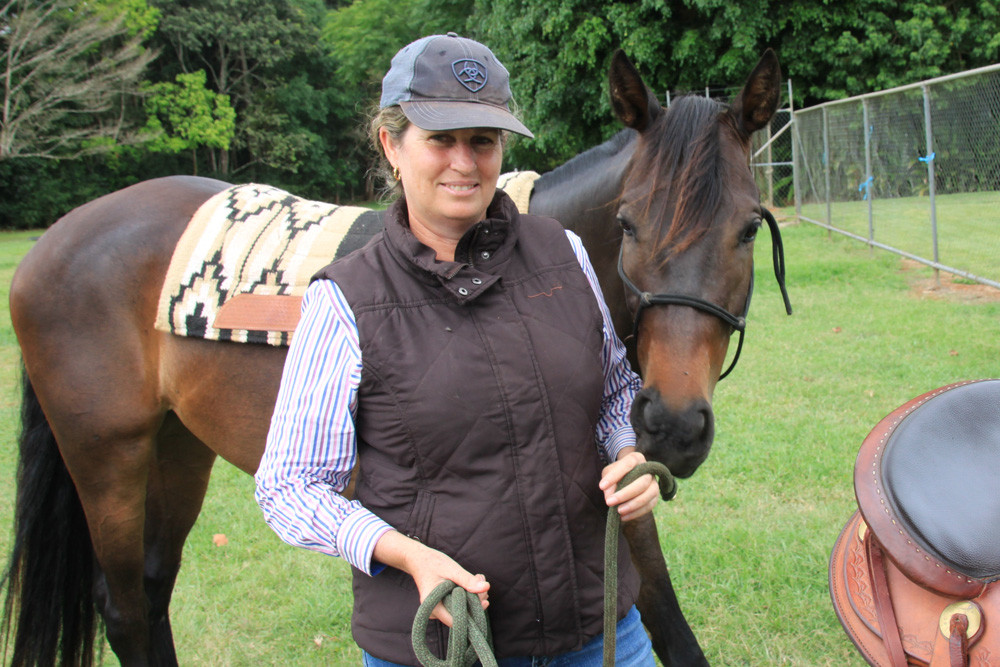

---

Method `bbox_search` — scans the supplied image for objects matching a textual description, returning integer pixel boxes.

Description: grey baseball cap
[380,33,534,138]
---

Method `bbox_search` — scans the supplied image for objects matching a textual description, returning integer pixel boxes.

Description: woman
[255,33,659,666]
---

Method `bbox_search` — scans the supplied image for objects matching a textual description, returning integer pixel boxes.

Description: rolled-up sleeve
[254,279,393,575]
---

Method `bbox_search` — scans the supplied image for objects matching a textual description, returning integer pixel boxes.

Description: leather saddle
[830,379,1000,666]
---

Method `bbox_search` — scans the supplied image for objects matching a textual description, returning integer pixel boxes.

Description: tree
[316,0,482,198]
[151,0,326,175]
[471,0,1000,172]
[142,69,235,174]
[0,0,158,160]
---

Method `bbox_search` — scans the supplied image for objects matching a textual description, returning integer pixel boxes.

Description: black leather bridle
[617,208,792,381]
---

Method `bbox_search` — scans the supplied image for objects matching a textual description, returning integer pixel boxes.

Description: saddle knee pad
[830,379,1000,667]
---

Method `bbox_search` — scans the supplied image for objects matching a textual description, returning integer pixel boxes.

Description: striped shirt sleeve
[254,279,392,575]
[564,230,642,462]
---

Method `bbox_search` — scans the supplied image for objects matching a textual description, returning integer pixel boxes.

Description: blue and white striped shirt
[254,230,641,575]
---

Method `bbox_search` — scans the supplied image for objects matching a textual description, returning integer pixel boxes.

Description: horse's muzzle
[630,388,714,478]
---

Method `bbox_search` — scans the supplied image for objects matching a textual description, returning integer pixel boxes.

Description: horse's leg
[624,516,709,666]
[142,413,217,665]
[56,422,160,665]
[17,292,180,665]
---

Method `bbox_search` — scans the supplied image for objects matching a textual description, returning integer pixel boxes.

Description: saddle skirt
[830,379,1000,666]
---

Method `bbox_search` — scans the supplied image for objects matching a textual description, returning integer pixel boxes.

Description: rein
[617,208,792,381]
[411,462,677,667]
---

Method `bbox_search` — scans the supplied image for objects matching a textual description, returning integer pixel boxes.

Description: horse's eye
[617,214,635,237]
[742,219,762,243]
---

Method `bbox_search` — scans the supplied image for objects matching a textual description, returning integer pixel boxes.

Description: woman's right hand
[372,531,490,627]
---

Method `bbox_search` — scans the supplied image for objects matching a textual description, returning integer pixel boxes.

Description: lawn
[798,189,1000,286]
[1,216,998,665]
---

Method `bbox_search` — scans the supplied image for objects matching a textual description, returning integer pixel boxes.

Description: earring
[392,166,400,181]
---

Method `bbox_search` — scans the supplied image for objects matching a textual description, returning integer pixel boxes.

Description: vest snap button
[472,278,483,285]
[481,251,490,259]
[458,287,469,296]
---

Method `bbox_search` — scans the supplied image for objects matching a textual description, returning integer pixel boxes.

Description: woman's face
[382,124,503,237]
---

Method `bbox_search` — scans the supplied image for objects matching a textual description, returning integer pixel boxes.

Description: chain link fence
[792,64,1000,288]
[752,93,795,210]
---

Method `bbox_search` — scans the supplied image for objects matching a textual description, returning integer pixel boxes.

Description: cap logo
[452,59,488,93]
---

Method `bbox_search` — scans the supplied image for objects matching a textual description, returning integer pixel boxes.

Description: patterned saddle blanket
[155,184,381,345]
[155,172,540,346]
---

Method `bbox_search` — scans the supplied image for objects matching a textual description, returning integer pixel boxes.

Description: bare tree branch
[0,0,157,160]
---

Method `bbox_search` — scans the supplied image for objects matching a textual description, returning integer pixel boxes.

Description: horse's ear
[609,50,661,132]
[731,48,781,137]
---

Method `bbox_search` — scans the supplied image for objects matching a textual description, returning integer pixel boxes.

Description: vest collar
[383,191,521,304]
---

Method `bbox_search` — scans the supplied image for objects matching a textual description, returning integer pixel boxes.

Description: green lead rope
[412,461,676,667]
[412,580,498,667]
[604,461,676,666]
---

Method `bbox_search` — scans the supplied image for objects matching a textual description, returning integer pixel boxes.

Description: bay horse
[2,49,786,666]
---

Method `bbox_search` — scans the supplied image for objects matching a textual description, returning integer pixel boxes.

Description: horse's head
[609,49,787,478]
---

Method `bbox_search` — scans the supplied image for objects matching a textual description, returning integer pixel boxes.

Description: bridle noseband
[617,208,792,381]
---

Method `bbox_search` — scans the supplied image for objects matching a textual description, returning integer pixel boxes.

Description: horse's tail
[2,368,98,667]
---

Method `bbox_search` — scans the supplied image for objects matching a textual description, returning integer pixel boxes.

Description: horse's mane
[630,94,741,261]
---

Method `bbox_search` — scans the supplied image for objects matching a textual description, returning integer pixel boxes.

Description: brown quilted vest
[314,192,639,664]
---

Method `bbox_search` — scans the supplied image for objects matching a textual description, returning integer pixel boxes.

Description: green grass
[799,189,1000,284]
[1,219,998,665]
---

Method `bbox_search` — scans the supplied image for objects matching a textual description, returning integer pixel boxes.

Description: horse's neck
[527,131,637,352]
[528,130,637,231]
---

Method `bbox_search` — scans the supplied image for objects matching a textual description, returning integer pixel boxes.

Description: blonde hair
[368,105,410,200]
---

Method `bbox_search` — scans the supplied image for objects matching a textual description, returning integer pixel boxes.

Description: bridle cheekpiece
[617,208,792,381]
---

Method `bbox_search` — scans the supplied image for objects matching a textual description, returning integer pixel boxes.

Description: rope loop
[412,580,497,667]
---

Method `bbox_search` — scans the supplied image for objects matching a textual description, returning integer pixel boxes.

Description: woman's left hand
[599,448,660,522]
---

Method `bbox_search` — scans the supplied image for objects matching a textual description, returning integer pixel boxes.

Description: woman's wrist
[372,529,425,575]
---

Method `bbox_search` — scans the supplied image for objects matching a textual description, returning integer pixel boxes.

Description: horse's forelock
[628,95,735,264]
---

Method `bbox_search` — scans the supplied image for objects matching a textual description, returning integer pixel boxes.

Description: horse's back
[11,175,230,328]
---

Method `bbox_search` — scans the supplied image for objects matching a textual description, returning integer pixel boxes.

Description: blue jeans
[361,604,655,666]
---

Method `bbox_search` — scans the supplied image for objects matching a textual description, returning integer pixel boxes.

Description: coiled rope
[411,461,676,667]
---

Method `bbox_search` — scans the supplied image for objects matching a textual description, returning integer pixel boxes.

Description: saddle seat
[830,379,1000,666]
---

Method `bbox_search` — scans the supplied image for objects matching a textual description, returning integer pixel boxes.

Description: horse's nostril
[630,392,650,428]
[690,408,707,434]
[633,390,713,442]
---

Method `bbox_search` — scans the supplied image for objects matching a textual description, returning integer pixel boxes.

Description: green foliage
[474,0,1000,171]
[779,0,1000,103]
[148,0,334,178]
[324,0,475,88]
[314,0,475,198]
[93,0,161,39]
[5,0,1000,224]
[142,70,236,154]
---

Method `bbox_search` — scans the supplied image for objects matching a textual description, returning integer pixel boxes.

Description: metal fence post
[823,107,831,237]
[790,80,801,220]
[765,119,774,207]
[921,84,940,285]
[863,98,874,246]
